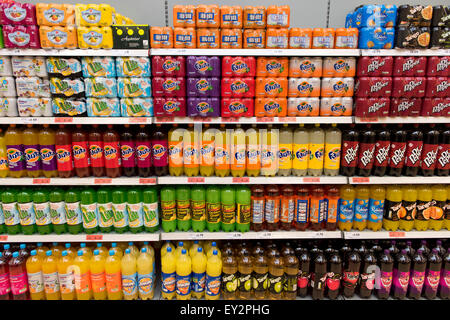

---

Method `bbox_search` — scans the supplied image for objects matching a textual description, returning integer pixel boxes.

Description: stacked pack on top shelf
[37,3,77,49]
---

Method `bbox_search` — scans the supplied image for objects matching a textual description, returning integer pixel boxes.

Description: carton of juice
[84,77,116,98]
[358,27,395,49]
[320,97,353,116]
[321,78,354,97]
[356,56,393,76]
[187,77,220,97]
[289,57,323,77]
[153,97,186,117]
[266,5,290,28]
[220,6,242,28]
[322,57,356,77]
[392,56,427,76]
[173,27,196,48]
[187,97,220,117]
[52,98,86,116]
[86,97,120,117]
[221,77,255,97]
[220,28,242,48]
[256,57,288,77]
[116,57,151,77]
[197,28,220,48]
[0,76,16,97]
[426,56,449,76]
[0,97,17,116]
[74,4,114,27]
[12,57,47,77]
[120,98,153,117]
[390,98,422,117]
[3,25,40,49]
[287,97,320,116]
[222,56,256,77]
[77,26,113,49]
[266,28,288,48]
[289,28,312,48]
[196,4,220,28]
[335,28,358,48]
[243,29,265,48]
[152,56,186,77]
[255,77,288,97]
[39,26,77,49]
[426,77,450,98]
[0,2,36,25]
[312,28,335,49]
[354,97,390,118]
[355,77,392,97]
[117,77,152,98]
[392,76,426,98]
[150,27,173,48]
[152,77,185,97]
[287,77,321,97]
[81,56,115,78]
[186,56,220,77]
[221,98,253,117]
[16,77,50,97]
[243,6,266,29]
[18,97,52,117]
[47,57,82,78]
[421,97,449,116]
[173,5,196,28]
[254,97,287,117]
[36,3,75,26]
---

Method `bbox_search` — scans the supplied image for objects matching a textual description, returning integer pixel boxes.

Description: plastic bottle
[112,188,128,233]
[338,185,355,231]
[205,250,222,300]
[137,248,154,300]
[327,250,342,299]
[277,124,293,177]
[359,250,376,298]
[89,250,106,300]
[408,249,426,299]
[283,253,299,300]
[55,125,74,178]
[440,248,450,300]
[399,185,417,231]
[110,243,124,259]
[265,185,280,231]
[403,124,423,177]
[63,244,76,259]
[26,250,44,300]
[168,124,184,177]
[9,251,28,300]
[297,249,310,297]
[207,242,222,259]
[261,125,278,177]
[325,186,339,231]
[18,244,29,260]
[56,251,74,300]
[357,125,376,177]
[160,187,176,232]
[250,185,265,231]
[88,124,105,177]
[119,124,136,177]
[105,250,122,300]
[268,251,284,300]
[32,189,52,235]
[17,188,36,235]
[388,125,407,177]
[377,249,394,299]
[222,247,238,300]
[414,185,432,231]
[353,185,370,231]
[294,186,309,231]
[42,250,61,300]
[22,125,42,178]
[96,187,113,233]
[136,125,153,177]
[121,249,138,300]
[175,248,191,300]
[191,186,206,232]
[340,124,359,176]
[126,242,139,259]
[393,249,411,299]
[367,185,386,231]
[5,125,25,178]
[372,125,391,177]
[95,243,108,258]
[436,125,450,177]
[142,187,159,233]
[324,124,341,176]
[49,188,67,234]
[246,124,260,177]
[161,247,176,300]
[231,124,246,178]
[221,186,236,232]
[103,125,122,178]
[424,249,442,299]
[311,251,327,300]
[78,243,92,259]
[72,124,90,178]
[237,251,252,300]
[183,124,199,177]
[200,124,215,177]
[2,188,21,235]
[309,186,325,231]
[308,124,325,177]
[126,188,144,233]
[0,129,9,179]
[342,250,360,298]
[383,185,403,231]
[64,188,83,234]
[429,185,446,231]
[191,247,207,299]
[215,124,230,177]
[236,186,251,233]
[176,186,191,231]
[206,186,221,232]
[421,125,440,177]
[80,188,99,234]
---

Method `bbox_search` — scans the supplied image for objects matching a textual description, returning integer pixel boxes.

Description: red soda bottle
[251,185,265,231]
[8,252,28,300]
[420,124,440,176]
[120,124,136,177]
[71,124,90,178]
[136,125,153,177]
[55,125,74,178]
[294,185,309,231]
[356,125,376,177]
[280,185,295,231]
[88,124,105,177]
[103,125,122,178]
[340,124,359,177]
[436,124,450,176]
[403,123,423,177]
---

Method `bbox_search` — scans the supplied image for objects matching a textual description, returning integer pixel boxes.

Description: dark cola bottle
[393,250,411,299]
[359,250,377,298]
[343,250,361,298]
[421,124,440,177]
[408,249,427,299]
[370,240,383,260]
[340,241,353,263]
[357,125,376,177]
[418,240,431,258]
[297,249,310,298]
[388,125,407,177]
[403,124,423,177]
[439,249,450,300]
[340,124,359,177]
[433,240,446,258]
[311,252,327,300]
[372,124,391,176]
[377,249,394,299]
[404,241,416,258]
[424,249,443,299]
[436,124,450,176]
[326,250,342,300]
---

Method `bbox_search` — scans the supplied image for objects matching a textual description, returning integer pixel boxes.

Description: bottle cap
[212,241,217,247]
[111,243,117,248]
[181,249,187,254]
[125,249,131,254]
[128,242,133,246]
[178,241,183,247]
[197,247,203,253]
[36,243,42,247]
[4,244,9,250]
[80,243,86,248]
[20,244,26,249]
[46,250,52,257]
[53,242,59,246]
[109,250,115,256]
[0,252,2,258]
[30,250,37,256]
[62,251,68,257]
[97,243,102,248]
[12,252,19,258]
[65,243,71,248]
[167,247,172,253]
[77,250,83,256]
[144,241,149,245]
[141,248,147,253]
[213,250,218,255]
[93,250,99,256]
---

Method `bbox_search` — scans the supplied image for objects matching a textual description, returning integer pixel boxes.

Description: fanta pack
[255,77,288,97]
[0,76,16,97]
[36,3,75,26]
[186,56,220,77]
[152,56,186,77]
[243,6,266,28]
[74,4,114,27]
[46,57,82,78]
[16,77,50,97]
[151,27,173,48]
[266,28,289,48]
[153,97,186,117]
[84,77,116,98]
[255,97,287,117]
[17,97,52,117]
[287,97,320,116]
[220,5,242,28]
[52,97,87,116]
[117,77,152,98]
[346,5,397,28]
[220,28,242,48]
[0,2,36,25]
[289,28,312,48]
[173,27,196,48]
[288,77,321,97]
[319,97,353,116]
[322,57,356,77]
[195,4,220,28]
[152,77,185,97]
[0,97,17,116]
[187,77,220,97]
[358,27,395,49]
[50,77,85,98]
[77,26,113,49]
[12,56,47,77]
[81,56,116,78]
[116,57,151,77]
[221,97,254,117]
[120,98,153,117]
[3,25,40,48]
[86,97,120,117]
[256,57,288,77]
[222,56,256,77]
[187,97,220,117]
[289,57,323,78]
[221,77,255,97]
[173,5,196,28]
[197,28,220,48]
[243,29,265,48]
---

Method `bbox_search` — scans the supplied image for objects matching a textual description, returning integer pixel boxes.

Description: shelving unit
[0,232,160,243]
[343,230,450,239]
[157,176,348,184]
[150,48,361,56]
[354,117,450,124]
[349,176,449,184]
[0,117,152,125]
[154,116,353,124]
[360,49,450,56]
[160,230,342,240]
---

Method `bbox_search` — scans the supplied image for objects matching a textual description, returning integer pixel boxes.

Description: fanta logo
[264,82,281,93]
[229,102,246,114]
[297,82,313,93]
[246,149,259,160]
[163,79,179,91]
[231,60,248,73]
[152,144,166,159]
[163,101,180,113]
[183,146,198,158]
[136,145,151,159]
[266,61,282,72]
[300,61,314,71]
[333,81,348,92]
[215,147,227,159]
[230,80,248,93]
[331,103,344,112]
[296,148,308,160]
[72,145,87,160]
[194,60,210,72]
[162,59,179,72]
[196,102,211,113]
[201,145,214,155]
[89,145,103,159]
[264,101,280,112]
[24,148,39,163]
[121,145,134,159]
[297,102,312,112]
[334,60,349,71]
[195,79,210,91]
[56,148,71,162]
[235,150,245,161]
[328,148,340,160]
[7,148,22,163]
[40,148,55,162]
[104,146,118,160]
[169,145,182,156]
[314,149,324,159]
[278,148,291,159]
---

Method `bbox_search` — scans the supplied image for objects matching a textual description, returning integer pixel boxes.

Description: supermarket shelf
[355,116,450,124]
[0,232,160,243]
[160,230,342,240]
[343,230,450,239]
[361,49,450,56]
[154,116,353,124]
[0,49,149,57]
[157,176,348,184]
[0,117,152,125]
[150,48,361,56]
[349,176,449,184]
[0,177,157,185]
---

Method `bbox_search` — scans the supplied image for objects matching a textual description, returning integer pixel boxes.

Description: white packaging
[17,98,52,117]
[0,97,17,116]
[0,77,16,97]
[16,77,51,98]
[12,56,47,77]
[287,97,320,116]
[0,57,13,76]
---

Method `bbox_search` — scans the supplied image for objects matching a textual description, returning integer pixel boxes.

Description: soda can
[243,6,266,29]
[426,77,450,98]
[152,56,186,77]
[392,56,427,76]
[356,56,393,76]
[243,29,265,48]
[197,28,220,48]
[255,77,288,97]
[287,97,319,116]
[354,97,390,118]
[422,97,449,116]
[392,76,426,98]
[196,4,220,28]
[335,28,358,48]
[289,57,322,77]
[221,77,255,97]
[222,56,256,77]
[220,28,242,48]
[390,98,422,117]
[426,56,449,77]
[397,5,433,27]
[266,28,289,49]
[321,77,354,97]
[312,28,335,48]
[289,28,312,48]
[431,5,450,27]
[288,77,321,97]
[221,97,253,117]
[255,97,287,117]
[220,5,243,28]
[355,77,392,97]
[173,5,196,28]
[256,57,289,77]
[153,97,186,117]
[358,27,395,49]
[323,57,356,77]
[395,26,431,48]
[150,27,173,48]
[173,27,196,48]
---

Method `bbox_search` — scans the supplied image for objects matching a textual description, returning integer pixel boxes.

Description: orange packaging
[197,28,220,49]
[150,26,173,48]
[220,29,242,49]
[266,5,290,28]
[174,27,196,48]
[173,5,196,27]
[256,57,289,77]
[243,6,266,29]
[335,28,358,49]
[266,28,289,48]
[289,57,323,78]
[243,29,265,49]
[220,5,242,28]
[289,28,312,48]
[312,28,335,49]
[288,78,321,97]
[39,26,78,48]
[255,77,288,97]
[255,98,287,117]
[196,4,220,28]
[36,3,75,26]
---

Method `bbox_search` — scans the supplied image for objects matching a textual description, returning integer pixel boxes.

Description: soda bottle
[421,124,440,177]
[103,125,122,178]
[78,243,92,259]
[283,253,298,300]
[137,248,154,300]
[261,125,278,177]
[23,125,42,178]
[168,124,184,177]
[308,124,324,177]
[221,245,237,300]
[424,249,442,299]
[42,250,60,300]
[393,249,411,299]
[383,185,403,231]
[135,125,153,178]
[236,186,251,233]
[408,249,426,299]
[372,125,391,177]
[206,186,221,232]
[253,251,268,300]
[88,124,105,177]
[377,249,394,299]
[294,186,309,231]
[268,252,284,300]
[250,185,265,231]
[55,125,74,178]
[205,250,222,300]
[296,248,310,297]
[326,250,341,299]
[357,125,376,177]
[80,188,99,234]
[439,248,450,300]
[340,124,359,177]
[5,125,25,178]
[71,124,90,178]
[200,124,215,177]
[414,185,432,231]
[127,188,144,233]
[142,187,159,233]
[215,124,230,177]
[18,244,28,260]
[49,188,67,234]
[152,125,168,177]
[121,249,138,300]
[176,186,191,231]
[324,124,341,176]
[429,185,446,231]
[2,188,21,235]
[237,251,252,300]
[17,188,36,235]
[120,124,136,177]
[446,185,450,231]
[433,240,446,258]
[338,185,355,231]
[311,251,326,300]
[353,185,370,231]
[292,124,309,177]
[265,185,280,231]
[95,243,108,258]
[191,186,206,232]
[26,250,44,300]
[404,241,416,258]
[436,124,450,176]
[310,186,325,231]
[89,250,107,300]
[342,250,360,298]
[399,185,417,231]
[9,251,28,300]
[112,188,128,233]
[96,187,114,233]
[388,125,407,177]
[191,247,206,299]
[221,186,236,232]
[183,124,199,177]
[161,246,176,300]
[161,187,176,232]
[246,125,260,177]
[279,185,295,231]
[33,189,52,235]
[359,250,377,298]
[104,250,122,300]
[403,124,423,177]
[326,186,339,231]
[0,129,9,179]
[277,124,293,177]
[175,248,191,300]
[231,124,246,178]
[64,188,83,234]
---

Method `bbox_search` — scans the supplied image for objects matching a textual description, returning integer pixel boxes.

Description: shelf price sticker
[0,235,8,241]
[54,117,73,123]
[33,178,50,184]
[352,177,370,183]
[303,177,320,183]
[139,178,156,184]
[389,231,405,238]
[155,117,172,123]
[187,177,205,183]
[313,232,325,238]
[359,117,378,123]
[232,177,249,183]
[279,117,296,123]
[193,117,211,123]
[349,232,361,238]
[261,232,272,239]
[86,235,103,241]
[228,232,243,239]
[190,233,205,240]
[94,178,112,184]
[221,117,239,123]
[129,117,148,123]
[256,117,274,123]
[22,118,38,124]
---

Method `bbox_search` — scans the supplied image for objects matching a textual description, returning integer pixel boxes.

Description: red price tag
[303,177,320,183]
[86,235,103,241]
[139,178,156,184]
[0,235,8,241]
[389,231,406,238]
[129,117,147,123]
[33,178,50,184]
[280,117,296,122]
[359,117,378,123]
[221,117,238,123]
[156,117,172,123]
[232,177,249,183]
[256,117,274,123]
[54,117,73,123]
[193,117,211,122]
[94,178,112,184]
[352,177,370,183]
[188,177,205,183]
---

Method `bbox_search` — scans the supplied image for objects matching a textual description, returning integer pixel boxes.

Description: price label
[349,232,361,238]
[303,177,320,183]
[256,117,273,123]
[389,231,406,238]
[188,177,205,183]
[313,232,325,238]
[359,117,378,123]
[367,49,381,56]
[221,117,239,123]
[129,117,148,123]
[22,118,38,124]
[139,178,156,184]
[155,117,172,123]
[86,235,103,241]
[94,178,112,184]
[409,50,420,55]
[0,235,8,241]
[33,178,50,184]
[55,117,73,123]
[192,117,211,122]
[261,232,272,238]
[352,177,370,183]
[228,232,243,239]
[232,177,249,183]
[190,233,205,240]
[280,117,296,123]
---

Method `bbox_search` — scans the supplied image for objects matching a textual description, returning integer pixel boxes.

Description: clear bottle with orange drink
[42,250,61,300]
[399,185,417,231]
[429,185,446,231]
[183,124,199,177]
[73,250,92,300]
[246,125,260,177]
[215,124,230,177]
[352,185,370,231]
[26,249,45,300]
[231,124,246,178]
[200,124,215,177]
[57,250,75,300]
[5,124,25,178]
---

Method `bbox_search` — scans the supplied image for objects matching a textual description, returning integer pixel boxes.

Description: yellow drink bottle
[142,241,155,258]
[126,242,139,259]
[105,250,122,300]
[200,124,215,177]
[0,128,9,178]
[64,243,77,259]
[57,251,75,300]
[215,124,230,177]
[367,185,386,231]
[205,249,222,300]
[161,241,175,258]
[73,250,92,300]
[399,185,417,231]
[207,241,222,259]
[183,124,200,177]
[382,185,403,231]
[110,243,123,259]
[95,243,108,258]
[353,185,370,231]
[38,124,57,178]
[26,250,45,300]
[137,247,154,300]
[36,243,49,258]
[260,125,279,177]
[121,248,138,300]
[22,125,42,178]
[445,185,450,231]
[42,250,61,300]
[189,240,200,258]
[78,243,92,259]
[169,124,185,176]
[5,124,25,178]
[176,248,192,300]
[161,246,176,300]
[429,185,446,231]
[414,185,433,231]
[90,250,107,300]
[246,124,260,177]
[192,247,207,299]
[338,185,355,231]
[231,124,246,178]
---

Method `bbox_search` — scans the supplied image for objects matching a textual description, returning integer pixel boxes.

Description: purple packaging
[187,97,220,117]
[24,144,41,171]
[186,56,221,77]
[39,144,57,172]
[187,77,220,97]
[0,2,36,25]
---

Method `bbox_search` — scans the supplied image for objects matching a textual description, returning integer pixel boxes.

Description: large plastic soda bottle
[250,185,265,231]
[89,249,107,300]
[342,250,360,298]
[71,124,91,178]
[78,243,92,259]
[215,124,230,177]
[408,249,426,299]
[372,125,391,177]
[5,125,25,178]
[168,124,184,177]
[176,186,191,231]
[0,188,4,234]
[191,247,207,299]
[88,124,105,177]
[388,125,407,177]
[200,124,215,177]
[97,187,114,233]
[311,251,327,300]
[55,125,74,178]
[359,250,377,298]
[231,124,246,177]
[206,186,221,232]
[277,124,293,177]
[23,125,42,178]
[265,185,280,231]
[308,124,325,177]
[424,249,442,299]
[399,185,417,231]
[382,185,403,231]
[283,253,299,300]
[161,246,176,300]
[17,188,36,235]
[161,187,176,232]
[340,124,359,177]
[237,251,252,300]
[42,250,61,300]
[176,248,191,300]
[121,248,138,300]
[2,188,21,235]
[9,251,28,300]
[65,188,83,234]
[142,187,159,233]
[80,188,99,234]
[357,125,376,177]
[324,124,341,176]
[221,186,236,232]
[103,125,122,178]
[73,250,92,300]
[0,129,9,178]
[292,124,309,177]
[137,248,154,300]
[327,250,342,299]
[325,186,339,231]
[49,188,67,234]
[222,246,238,300]
[183,124,199,177]
[439,248,450,299]
[152,125,169,177]
[403,124,423,177]
[367,185,385,231]
[261,125,278,177]
[414,185,432,231]
[421,125,440,177]
[429,185,446,231]
[353,185,370,231]
[136,125,153,177]
[120,124,136,177]
[33,189,52,235]
[393,250,411,300]
[236,186,251,233]
[127,188,144,233]
[191,186,206,232]
[26,249,45,300]
[112,188,129,233]
[436,124,450,177]
[205,249,222,300]
[104,250,122,300]
[309,186,325,231]
[377,249,394,299]
[338,185,355,231]
[246,125,260,177]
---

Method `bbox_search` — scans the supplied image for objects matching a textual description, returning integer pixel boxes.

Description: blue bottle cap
[111,243,117,248]
[37,243,42,247]
[12,252,19,258]
[128,242,133,246]
[4,244,10,250]
[125,249,131,254]
[181,249,187,254]
[30,250,37,256]
[213,250,218,255]
[167,247,172,253]
[142,248,147,253]
[77,250,83,256]
[65,243,71,248]
[93,250,99,256]
[109,250,115,256]
[197,247,203,253]
[46,250,52,256]
[80,243,86,248]
[97,243,102,248]
[61,251,68,257]
[20,244,26,249]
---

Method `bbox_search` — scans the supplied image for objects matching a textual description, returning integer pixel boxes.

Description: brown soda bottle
[377,249,394,299]
[280,185,295,231]
[372,124,391,177]
[340,124,359,177]
[280,242,294,257]
[370,240,383,260]
[325,186,339,231]
[433,240,446,258]
[342,250,361,298]
[340,241,352,263]
[326,249,342,300]
[420,124,440,177]
[436,124,450,176]
[237,252,253,300]
[136,125,153,177]
[424,249,442,299]
[71,124,90,178]
[120,124,136,177]
[311,251,327,300]
[297,248,310,297]
[309,186,325,231]
[251,241,265,257]
[407,249,426,299]
[253,252,269,300]
[359,250,377,298]
[55,124,74,178]
[439,248,450,300]
[268,252,284,300]
[283,254,299,300]
[222,248,238,300]
[264,185,280,231]
[103,125,122,178]
[403,123,423,177]
[356,125,376,177]
[152,124,169,177]
[388,124,408,177]
[388,240,400,257]
[393,249,411,299]
[250,185,265,231]
[88,124,105,177]
[294,185,309,231]
[404,240,416,258]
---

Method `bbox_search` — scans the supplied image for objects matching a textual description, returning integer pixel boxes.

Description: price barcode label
[359,117,378,123]
[280,117,296,122]
[54,117,73,123]
[389,231,405,238]
[409,50,420,55]
[221,117,239,123]
[22,118,38,124]
[261,232,272,238]
[228,232,243,239]
[155,117,172,123]
[193,117,211,122]
[0,235,8,241]
[256,117,273,123]
[350,232,361,238]
[368,49,381,56]
[232,177,249,183]
[94,178,112,184]
[139,178,156,184]
[86,235,103,241]
[188,177,205,183]
[313,232,325,238]
[352,177,370,183]
[129,117,148,123]
[33,178,50,184]
[303,177,320,183]
[190,233,205,240]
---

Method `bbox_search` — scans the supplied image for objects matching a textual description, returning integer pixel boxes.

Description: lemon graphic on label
[244,280,252,291]
[274,282,282,293]
[226,280,237,292]
[263,278,269,290]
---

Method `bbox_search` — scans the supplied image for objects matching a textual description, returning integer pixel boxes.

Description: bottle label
[91,272,106,294]
[404,140,423,168]
[409,270,425,293]
[103,142,121,168]
[55,144,73,171]
[143,202,159,228]
[215,144,229,170]
[58,272,75,294]
[152,140,168,168]
[50,201,66,225]
[89,141,104,168]
[191,200,206,222]
[377,271,392,294]
[284,274,297,293]
[277,144,292,170]
[251,199,264,224]
[201,140,215,166]
[430,200,445,221]
[388,142,407,169]
[358,143,376,170]
[169,141,183,168]
[311,272,327,290]
[3,202,20,226]
[120,141,136,168]
[205,274,221,297]
[161,272,176,294]
[191,272,206,293]
[268,273,284,294]
[136,142,152,168]
[393,269,409,294]
[252,272,267,292]
[326,272,341,291]
[18,202,36,226]
[0,156,7,173]
[183,141,199,169]
[72,141,90,168]
[295,198,309,223]
[105,272,121,293]
[207,202,221,224]
[161,200,176,222]
[343,271,359,289]
[24,145,41,171]
[237,204,251,224]
[34,202,51,226]
[421,144,439,170]
[436,143,450,170]
[401,200,416,221]
[309,198,323,224]
[309,143,324,170]
[297,271,310,289]
[43,271,60,294]
[360,272,375,291]
[341,140,359,168]
[27,271,44,294]
[176,273,191,296]
[122,272,138,297]
[280,198,295,224]
[98,202,114,228]
[10,272,27,295]
[65,201,82,225]
[338,198,354,223]
[264,198,279,224]
[0,206,3,225]
[222,272,238,293]
[383,200,402,221]
[425,269,440,292]
[374,140,391,168]
[81,203,99,230]
[138,272,154,295]
[368,198,385,223]
[293,143,308,170]
[326,197,339,223]
[354,198,369,222]
[112,203,128,228]
[127,203,144,228]
[246,144,260,171]
[177,199,191,221]
[440,270,450,289]
[6,145,24,171]
[238,273,252,292]
[75,272,91,293]
[324,143,341,170]
[222,203,236,225]
[231,143,246,170]
[415,200,432,221]
[0,272,9,295]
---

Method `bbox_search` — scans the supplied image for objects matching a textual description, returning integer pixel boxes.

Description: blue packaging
[353,5,397,28]
[116,57,151,77]
[120,98,153,117]
[117,77,151,98]
[86,98,121,117]
[345,12,354,28]
[82,57,116,78]
[359,27,395,49]
[52,98,86,116]
[84,77,118,98]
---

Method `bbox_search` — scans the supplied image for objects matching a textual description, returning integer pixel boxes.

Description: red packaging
[354,97,390,117]
[392,77,426,98]
[103,141,121,169]
[436,143,450,171]
[404,140,423,169]
[340,140,359,170]
[389,98,422,116]
[373,140,391,170]
[221,77,255,97]
[426,56,449,77]
[421,97,449,116]
[152,77,186,97]
[221,98,254,117]
[356,56,393,77]
[152,56,186,77]
[388,141,407,169]
[425,77,450,98]
[420,143,439,171]
[222,56,256,77]
[357,142,376,172]
[392,56,427,76]
[153,97,186,117]
[355,77,392,97]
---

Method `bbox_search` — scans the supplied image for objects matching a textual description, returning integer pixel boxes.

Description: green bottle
[80,188,99,234]
[0,187,5,234]
[17,188,36,235]
[49,187,67,234]
[64,188,83,234]
[176,186,191,231]
[127,188,144,234]
[112,188,128,234]
[160,187,176,232]
[142,187,159,233]
[0,27,4,48]
[236,186,251,233]
[97,187,114,233]
[191,186,206,232]
[221,186,236,232]
[33,189,52,235]
[2,188,21,235]
[206,186,221,232]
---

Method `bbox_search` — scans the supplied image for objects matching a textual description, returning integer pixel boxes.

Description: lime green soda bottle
[112,188,128,233]
[80,188,99,234]
[17,188,36,234]
[191,186,206,232]
[65,188,83,234]
[127,188,144,234]
[33,188,52,235]
[236,186,251,233]
[97,187,114,233]
[161,187,176,232]
[49,187,67,234]
[221,186,236,232]
[206,186,221,232]
[142,187,159,233]
[2,188,21,235]
[176,186,191,231]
